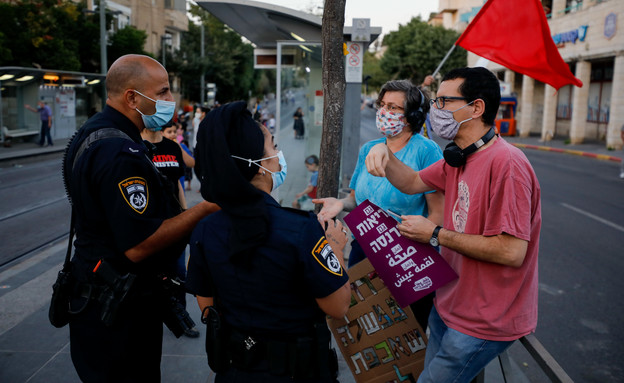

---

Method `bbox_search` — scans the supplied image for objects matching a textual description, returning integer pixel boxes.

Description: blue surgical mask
[134,90,176,132]
[232,150,288,191]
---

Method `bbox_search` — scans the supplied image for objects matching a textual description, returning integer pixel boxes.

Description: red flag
[455,0,582,90]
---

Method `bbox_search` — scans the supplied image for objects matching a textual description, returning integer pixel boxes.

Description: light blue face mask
[134,90,176,132]
[232,150,288,191]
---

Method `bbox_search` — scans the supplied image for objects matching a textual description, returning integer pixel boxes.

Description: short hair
[305,155,319,165]
[106,55,161,96]
[375,79,429,133]
[442,67,501,126]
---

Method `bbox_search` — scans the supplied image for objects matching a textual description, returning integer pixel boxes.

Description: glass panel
[275,42,322,209]
[587,83,601,122]
[556,85,572,119]
[599,82,611,123]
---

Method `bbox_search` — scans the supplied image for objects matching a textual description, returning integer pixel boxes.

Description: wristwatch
[429,226,442,247]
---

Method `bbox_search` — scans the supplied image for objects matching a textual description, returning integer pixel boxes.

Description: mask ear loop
[231,155,275,175]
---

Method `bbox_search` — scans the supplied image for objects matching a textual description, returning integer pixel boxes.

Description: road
[1,109,623,381]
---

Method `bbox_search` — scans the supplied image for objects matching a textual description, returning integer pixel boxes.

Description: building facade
[436,0,623,150]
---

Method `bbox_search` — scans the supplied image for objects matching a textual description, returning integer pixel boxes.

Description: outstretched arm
[125,201,220,262]
[365,143,433,194]
[313,190,356,224]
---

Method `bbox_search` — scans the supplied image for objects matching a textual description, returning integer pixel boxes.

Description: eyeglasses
[430,96,468,109]
[376,102,404,113]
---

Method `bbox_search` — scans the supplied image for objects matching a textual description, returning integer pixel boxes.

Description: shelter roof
[196,0,381,48]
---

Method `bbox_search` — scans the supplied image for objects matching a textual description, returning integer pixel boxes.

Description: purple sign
[344,200,457,308]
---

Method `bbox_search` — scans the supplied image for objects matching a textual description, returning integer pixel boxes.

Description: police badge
[118,177,149,214]
[311,237,343,276]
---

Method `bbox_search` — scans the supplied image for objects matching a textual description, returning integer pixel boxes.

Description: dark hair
[442,67,501,126]
[375,80,429,133]
[305,155,319,165]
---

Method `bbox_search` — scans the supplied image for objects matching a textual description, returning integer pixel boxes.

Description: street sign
[352,18,371,42]
[345,42,364,83]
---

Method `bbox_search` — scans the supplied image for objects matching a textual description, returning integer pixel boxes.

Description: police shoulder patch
[311,236,343,276]
[118,177,149,214]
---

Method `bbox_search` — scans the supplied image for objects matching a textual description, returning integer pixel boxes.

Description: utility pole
[317,0,346,205]
[99,0,107,75]
[200,23,205,106]
[99,0,107,109]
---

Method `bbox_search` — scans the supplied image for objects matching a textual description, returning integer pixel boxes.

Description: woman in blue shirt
[314,80,444,329]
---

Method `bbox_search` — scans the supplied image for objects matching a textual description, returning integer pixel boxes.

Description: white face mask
[232,150,288,191]
[429,101,475,140]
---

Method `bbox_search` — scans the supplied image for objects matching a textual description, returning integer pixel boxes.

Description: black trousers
[69,292,163,382]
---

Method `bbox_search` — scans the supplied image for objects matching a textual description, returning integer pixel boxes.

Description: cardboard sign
[343,200,457,308]
[328,258,427,383]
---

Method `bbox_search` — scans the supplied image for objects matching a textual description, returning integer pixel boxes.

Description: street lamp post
[162,35,172,67]
[99,0,107,75]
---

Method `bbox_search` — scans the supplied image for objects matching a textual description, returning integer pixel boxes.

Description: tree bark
[318,0,346,209]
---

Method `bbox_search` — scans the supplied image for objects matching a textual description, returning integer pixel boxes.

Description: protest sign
[343,199,457,307]
[328,258,427,382]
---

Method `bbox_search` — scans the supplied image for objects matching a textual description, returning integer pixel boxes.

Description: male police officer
[64,54,218,382]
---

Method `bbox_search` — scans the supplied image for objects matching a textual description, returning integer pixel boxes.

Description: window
[587,61,613,123]
[565,0,582,14]
[557,85,572,120]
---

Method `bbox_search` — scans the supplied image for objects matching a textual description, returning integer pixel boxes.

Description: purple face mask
[429,101,475,140]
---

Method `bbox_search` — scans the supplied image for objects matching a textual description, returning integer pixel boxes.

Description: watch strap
[431,225,442,240]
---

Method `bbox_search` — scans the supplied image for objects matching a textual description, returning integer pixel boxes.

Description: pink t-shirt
[419,137,541,341]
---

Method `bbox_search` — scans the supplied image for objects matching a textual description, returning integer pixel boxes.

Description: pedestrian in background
[293,106,305,139]
[187,101,350,382]
[25,99,53,147]
[366,67,541,383]
[62,54,218,382]
[314,79,443,331]
[292,154,319,210]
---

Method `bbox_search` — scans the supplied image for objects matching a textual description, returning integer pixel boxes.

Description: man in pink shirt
[365,67,541,383]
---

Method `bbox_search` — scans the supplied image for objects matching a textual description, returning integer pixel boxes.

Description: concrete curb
[512,143,622,163]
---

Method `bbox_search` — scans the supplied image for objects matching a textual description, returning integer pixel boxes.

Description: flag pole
[432,44,457,78]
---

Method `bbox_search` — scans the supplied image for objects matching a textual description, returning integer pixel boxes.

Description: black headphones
[443,127,496,167]
[405,88,427,129]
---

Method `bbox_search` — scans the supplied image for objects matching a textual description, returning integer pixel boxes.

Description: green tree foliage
[362,51,389,94]
[168,5,256,103]
[380,17,467,84]
[0,0,100,71]
[108,26,149,65]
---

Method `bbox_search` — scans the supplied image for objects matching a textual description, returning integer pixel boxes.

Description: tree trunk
[318,0,346,209]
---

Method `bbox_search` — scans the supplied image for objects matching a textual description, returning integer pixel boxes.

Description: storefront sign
[604,13,617,40]
[553,25,588,47]
[343,199,457,308]
[327,258,427,383]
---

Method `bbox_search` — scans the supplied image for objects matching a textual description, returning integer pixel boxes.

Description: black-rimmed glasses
[430,96,468,109]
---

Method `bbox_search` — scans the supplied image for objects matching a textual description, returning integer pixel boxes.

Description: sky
[258,0,440,38]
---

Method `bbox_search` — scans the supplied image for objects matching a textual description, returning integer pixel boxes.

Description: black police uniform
[65,105,184,382]
[186,192,349,383]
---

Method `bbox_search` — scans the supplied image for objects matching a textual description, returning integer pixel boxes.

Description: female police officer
[186,101,351,382]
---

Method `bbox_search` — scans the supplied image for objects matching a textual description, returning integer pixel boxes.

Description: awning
[196,0,381,47]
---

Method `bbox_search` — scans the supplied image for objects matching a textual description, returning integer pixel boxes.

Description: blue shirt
[38,105,52,121]
[350,134,443,217]
[186,193,349,338]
